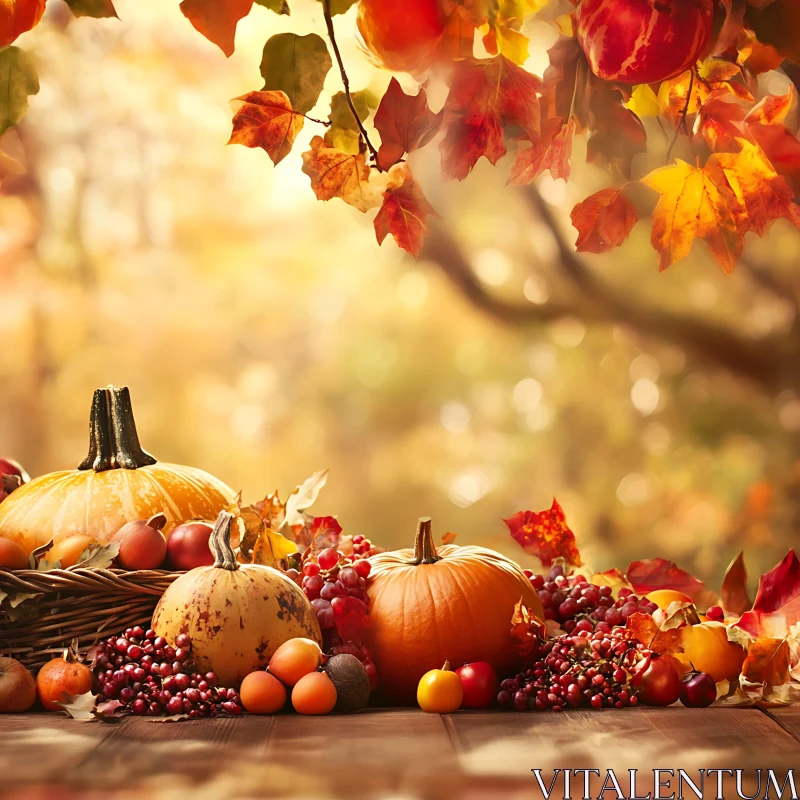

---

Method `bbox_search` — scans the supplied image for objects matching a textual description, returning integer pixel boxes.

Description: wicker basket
[0,566,181,673]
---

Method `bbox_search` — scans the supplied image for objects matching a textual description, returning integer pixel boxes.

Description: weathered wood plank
[764,706,800,744]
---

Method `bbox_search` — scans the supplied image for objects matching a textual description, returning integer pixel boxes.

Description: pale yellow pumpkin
[152,511,322,686]
[0,387,236,554]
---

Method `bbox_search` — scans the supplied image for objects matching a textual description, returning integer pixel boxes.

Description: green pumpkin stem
[210,511,239,571]
[78,386,157,472]
[408,517,441,565]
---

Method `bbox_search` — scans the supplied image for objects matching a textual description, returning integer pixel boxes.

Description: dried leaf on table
[284,469,329,527]
[721,551,752,615]
[625,611,684,656]
[736,549,800,638]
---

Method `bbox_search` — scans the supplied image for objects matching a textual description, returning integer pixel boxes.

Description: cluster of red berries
[525,565,658,630]
[91,627,241,717]
[497,626,649,712]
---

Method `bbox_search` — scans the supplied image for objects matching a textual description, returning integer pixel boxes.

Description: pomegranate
[575,0,714,85]
[112,513,168,570]
[455,662,498,709]
[632,653,681,706]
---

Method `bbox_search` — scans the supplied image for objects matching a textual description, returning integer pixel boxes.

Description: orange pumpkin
[0,0,46,48]
[0,387,236,554]
[365,517,544,705]
[152,511,321,687]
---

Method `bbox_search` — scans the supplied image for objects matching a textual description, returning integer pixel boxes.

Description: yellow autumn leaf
[626,84,659,118]
[555,13,573,37]
[495,20,529,65]
[642,159,743,274]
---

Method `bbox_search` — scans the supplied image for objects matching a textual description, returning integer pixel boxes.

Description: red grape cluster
[346,534,377,561]
[91,627,242,718]
[497,626,650,712]
[526,566,658,630]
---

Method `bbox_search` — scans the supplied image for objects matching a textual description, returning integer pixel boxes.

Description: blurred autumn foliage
[1,0,800,596]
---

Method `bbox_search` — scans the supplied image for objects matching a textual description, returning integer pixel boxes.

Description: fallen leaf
[625,612,684,656]
[74,541,120,570]
[737,550,800,638]
[721,551,752,615]
[641,159,743,274]
[741,637,791,687]
[508,116,575,184]
[0,46,39,135]
[626,557,705,603]
[64,0,118,17]
[570,187,638,254]
[228,91,304,165]
[503,498,583,568]
[285,469,329,528]
[511,598,546,660]
[179,0,253,57]
[149,713,191,723]
[374,78,442,172]
[440,55,542,181]
[259,32,332,115]
[302,137,385,212]
[374,166,439,257]
[55,691,123,722]
[744,88,800,189]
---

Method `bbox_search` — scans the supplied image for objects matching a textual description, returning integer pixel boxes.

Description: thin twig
[302,113,331,126]
[666,69,694,164]
[322,0,381,167]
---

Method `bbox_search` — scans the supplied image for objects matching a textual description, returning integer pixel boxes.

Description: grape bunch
[497,625,650,712]
[91,627,242,718]
[525,565,659,630]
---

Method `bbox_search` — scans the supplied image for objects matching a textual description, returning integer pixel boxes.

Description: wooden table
[1,707,799,798]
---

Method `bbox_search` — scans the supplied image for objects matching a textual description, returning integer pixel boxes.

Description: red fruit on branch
[357,0,446,74]
[575,0,714,84]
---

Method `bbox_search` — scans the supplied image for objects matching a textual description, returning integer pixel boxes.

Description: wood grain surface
[0,707,796,798]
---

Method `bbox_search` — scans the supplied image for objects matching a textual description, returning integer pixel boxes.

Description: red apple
[167,521,214,570]
[0,657,36,712]
[455,661,498,709]
[575,0,714,85]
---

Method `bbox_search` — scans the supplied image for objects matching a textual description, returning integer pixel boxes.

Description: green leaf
[0,47,39,136]
[746,0,800,65]
[316,0,357,15]
[324,90,370,154]
[259,33,332,115]
[64,0,118,18]
[254,0,290,13]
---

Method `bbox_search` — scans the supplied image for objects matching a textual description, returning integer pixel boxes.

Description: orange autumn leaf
[374,166,439,257]
[510,598,546,660]
[508,116,575,184]
[180,0,253,57]
[744,88,800,189]
[741,637,791,688]
[693,91,748,153]
[503,498,582,568]
[642,159,743,274]
[721,551,752,616]
[570,187,638,254]
[440,55,542,181]
[625,612,684,656]
[228,91,304,166]
[0,0,46,48]
[301,136,385,213]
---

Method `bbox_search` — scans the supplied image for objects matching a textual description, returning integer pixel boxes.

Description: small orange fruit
[37,656,93,711]
[645,589,694,611]
[291,671,337,715]
[48,536,96,569]
[0,537,28,570]
[268,638,322,687]
[240,670,287,715]
[417,660,463,713]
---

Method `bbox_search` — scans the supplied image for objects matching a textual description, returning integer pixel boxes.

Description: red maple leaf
[228,91,304,165]
[736,550,800,638]
[587,86,646,178]
[570,187,638,254]
[180,0,253,57]
[503,498,582,568]
[374,78,442,172]
[693,91,748,153]
[626,557,705,603]
[721,551,751,616]
[744,88,800,190]
[440,55,542,181]
[625,612,684,656]
[508,116,576,184]
[374,166,439,257]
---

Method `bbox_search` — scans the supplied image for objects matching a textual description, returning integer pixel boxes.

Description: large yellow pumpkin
[152,511,322,686]
[0,386,236,554]
[365,517,544,705]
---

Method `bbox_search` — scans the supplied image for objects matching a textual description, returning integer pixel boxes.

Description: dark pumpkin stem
[210,511,239,571]
[407,517,441,565]
[78,386,157,472]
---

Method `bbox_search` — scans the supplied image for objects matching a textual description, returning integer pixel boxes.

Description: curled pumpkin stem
[408,517,441,566]
[209,511,239,571]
